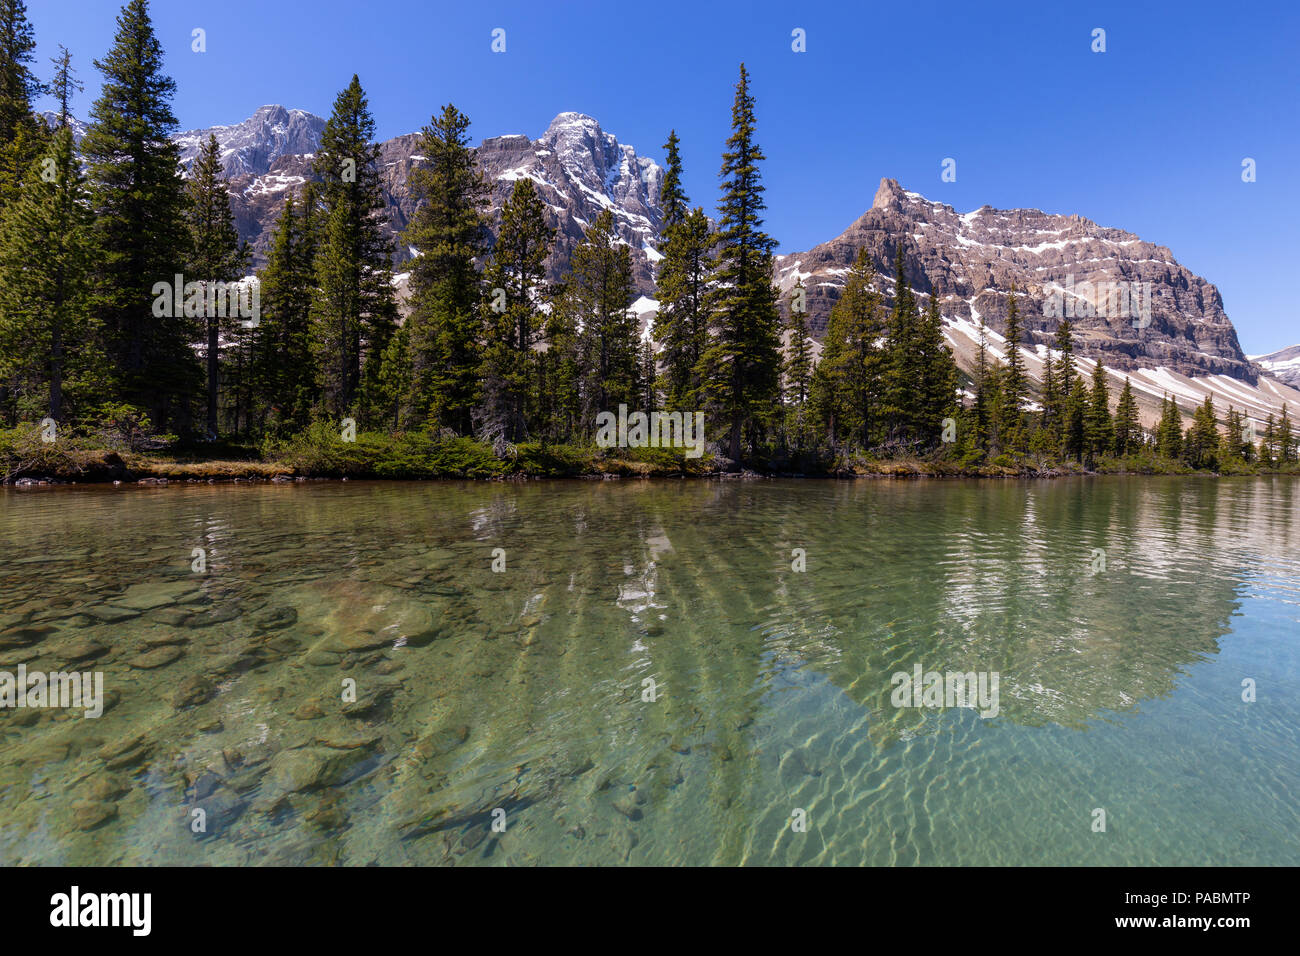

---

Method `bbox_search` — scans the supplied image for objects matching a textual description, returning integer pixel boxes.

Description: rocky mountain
[49,105,1299,424]
[771,178,1300,428]
[173,105,325,178]
[776,177,1253,382]
[203,108,665,294]
[38,111,88,140]
[1250,344,1300,388]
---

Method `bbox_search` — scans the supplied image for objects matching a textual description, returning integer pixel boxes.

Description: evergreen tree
[783,282,814,451]
[82,0,194,428]
[638,337,657,411]
[309,75,397,422]
[479,177,552,445]
[185,134,248,438]
[810,249,884,450]
[402,103,489,434]
[1063,375,1087,462]
[1155,394,1184,459]
[1260,413,1277,466]
[0,0,44,211]
[784,283,813,406]
[1084,360,1113,460]
[568,209,638,426]
[250,192,318,434]
[0,126,104,423]
[1112,377,1141,455]
[47,45,82,128]
[1278,404,1295,463]
[972,316,1002,455]
[1039,339,1058,442]
[998,283,1027,449]
[653,132,711,411]
[881,244,925,442]
[697,64,783,461]
[1050,319,1075,452]
[1222,406,1246,463]
[917,288,959,446]
[1183,395,1219,469]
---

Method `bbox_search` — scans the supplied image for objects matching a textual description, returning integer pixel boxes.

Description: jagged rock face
[776,177,1254,381]
[217,109,664,293]
[1250,344,1300,387]
[174,105,326,178]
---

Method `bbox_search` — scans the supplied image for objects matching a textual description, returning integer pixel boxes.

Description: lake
[1,477,1297,865]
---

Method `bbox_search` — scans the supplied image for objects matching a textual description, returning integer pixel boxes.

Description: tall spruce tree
[1184,395,1219,469]
[0,0,44,212]
[917,288,959,446]
[568,209,638,426]
[48,45,82,128]
[654,132,711,411]
[250,192,318,434]
[1084,360,1113,460]
[185,134,248,438]
[0,126,104,423]
[1278,404,1295,463]
[999,283,1027,449]
[810,248,884,450]
[402,103,489,434]
[82,0,194,429]
[783,282,814,452]
[1112,377,1141,455]
[1156,395,1184,459]
[309,75,397,421]
[882,244,923,441]
[479,177,552,445]
[697,64,783,461]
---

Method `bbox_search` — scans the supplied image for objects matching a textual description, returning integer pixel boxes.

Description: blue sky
[28,0,1300,352]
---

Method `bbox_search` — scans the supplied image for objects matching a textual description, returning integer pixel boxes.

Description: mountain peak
[546,111,601,133]
[872,177,907,210]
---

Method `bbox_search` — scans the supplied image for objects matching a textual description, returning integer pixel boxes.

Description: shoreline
[4,453,1298,487]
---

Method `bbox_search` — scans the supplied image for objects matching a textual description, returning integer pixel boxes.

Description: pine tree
[784,283,813,407]
[1155,395,1184,460]
[402,103,489,434]
[917,288,959,447]
[1084,360,1113,460]
[568,209,637,427]
[82,0,194,428]
[697,64,783,461]
[1112,377,1141,455]
[999,283,1027,449]
[0,126,104,423]
[1260,413,1277,466]
[1050,319,1075,452]
[0,0,45,212]
[48,45,82,128]
[1039,339,1058,442]
[638,336,657,412]
[250,192,318,434]
[308,75,397,422]
[1222,406,1245,463]
[881,244,924,442]
[479,177,552,445]
[810,249,884,450]
[1278,404,1295,464]
[972,315,997,454]
[1184,395,1219,469]
[653,132,711,411]
[185,134,248,438]
[1063,375,1087,462]
[783,283,814,452]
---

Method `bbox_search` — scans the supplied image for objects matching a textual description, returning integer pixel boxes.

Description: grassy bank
[4,422,1298,484]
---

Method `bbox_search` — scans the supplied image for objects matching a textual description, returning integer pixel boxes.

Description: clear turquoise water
[1,477,1297,865]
